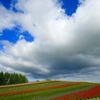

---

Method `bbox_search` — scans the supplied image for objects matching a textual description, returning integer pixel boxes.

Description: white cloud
[0,5,15,31]
[0,0,100,81]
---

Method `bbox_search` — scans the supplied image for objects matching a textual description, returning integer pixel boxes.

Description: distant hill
[0,80,100,100]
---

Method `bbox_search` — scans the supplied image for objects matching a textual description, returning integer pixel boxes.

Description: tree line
[0,72,28,85]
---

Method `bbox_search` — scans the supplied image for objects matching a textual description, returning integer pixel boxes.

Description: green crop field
[0,81,100,100]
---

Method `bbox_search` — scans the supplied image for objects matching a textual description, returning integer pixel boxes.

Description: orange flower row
[0,82,81,96]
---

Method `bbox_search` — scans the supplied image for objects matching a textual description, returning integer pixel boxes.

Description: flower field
[0,81,99,100]
[50,85,100,100]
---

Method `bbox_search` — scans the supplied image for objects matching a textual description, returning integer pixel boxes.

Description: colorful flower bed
[0,82,81,96]
[50,86,100,100]
[0,81,61,89]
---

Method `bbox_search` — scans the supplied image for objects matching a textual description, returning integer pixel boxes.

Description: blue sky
[0,0,12,9]
[0,0,79,14]
[0,0,79,44]
[0,0,34,44]
[0,0,100,82]
[60,0,79,15]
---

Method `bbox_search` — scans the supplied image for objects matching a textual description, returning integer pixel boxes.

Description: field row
[0,81,68,92]
[50,85,100,100]
[0,82,82,96]
[0,81,95,100]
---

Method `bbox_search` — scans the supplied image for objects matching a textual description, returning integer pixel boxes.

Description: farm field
[0,80,100,100]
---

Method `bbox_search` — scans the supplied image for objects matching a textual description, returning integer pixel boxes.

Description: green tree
[18,74,28,83]
[0,72,4,85]
[8,73,14,84]
[2,72,10,85]
[12,73,19,84]
[0,72,28,85]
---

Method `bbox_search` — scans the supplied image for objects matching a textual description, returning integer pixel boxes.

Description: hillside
[0,80,100,100]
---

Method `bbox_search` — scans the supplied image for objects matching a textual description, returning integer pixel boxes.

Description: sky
[0,0,100,82]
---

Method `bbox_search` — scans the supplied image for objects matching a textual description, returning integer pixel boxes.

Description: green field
[0,81,99,100]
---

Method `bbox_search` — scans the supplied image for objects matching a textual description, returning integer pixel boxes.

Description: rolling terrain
[0,80,100,100]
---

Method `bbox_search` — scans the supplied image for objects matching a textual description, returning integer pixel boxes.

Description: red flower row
[0,82,81,96]
[50,86,100,100]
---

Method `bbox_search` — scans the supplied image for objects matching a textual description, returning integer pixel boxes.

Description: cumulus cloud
[0,0,100,82]
[0,5,15,31]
